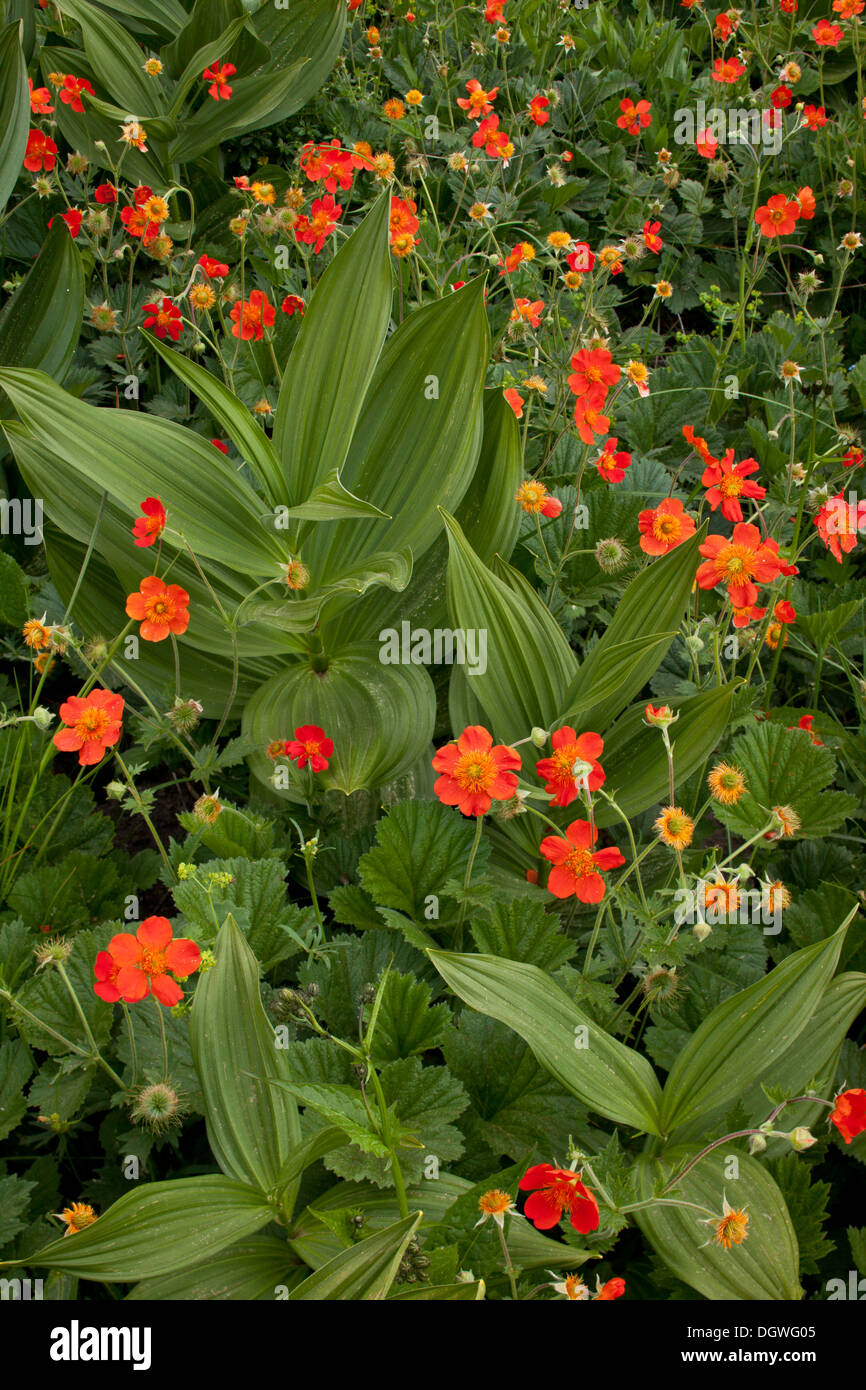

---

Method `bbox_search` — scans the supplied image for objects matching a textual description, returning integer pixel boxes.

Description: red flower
[596,1277,626,1300]
[814,493,866,562]
[432,724,520,817]
[510,297,544,327]
[29,79,54,114]
[642,220,663,253]
[456,78,498,120]
[121,205,160,244]
[284,724,334,772]
[791,713,822,745]
[94,182,118,203]
[638,497,697,555]
[132,496,166,548]
[198,254,229,278]
[755,194,800,238]
[843,447,864,468]
[775,600,796,623]
[519,1164,600,1234]
[712,56,745,82]
[389,195,420,243]
[211,438,229,454]
[528,94,549,125]
[125,576,190,641]
[829,1088,866,1143]
[229,289,276,341]
[771,85,793,109]
[702,451,766,523]
[48,209,83,238]
[53,689,124,766]
[281,294,306,316]
[101,916,201,1006]
[567,243,595,274]
[812,18,843,44]
[616,97,651,135]
[796,185,816,220]
[143,297,183,341]
[802,105,828,131]
[203,61,235,100]
[696,128,719,159]
[24,129,57,172]
[504,387,524,419]
[595,437,632,483]
[59,75,94,112]
[573,399,611,445]
[568,347,620,405]
[539,819,624,901]
[471,113,513,162]
[682,424,716,466]
[536,728,605,808]
[697,522,785,607]
[294,194,343,254]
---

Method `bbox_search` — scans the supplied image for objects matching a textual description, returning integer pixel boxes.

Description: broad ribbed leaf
[282,470,389,522]
[0,221,84,393]
[16,1177,271,1282]
[245,550,412,633]
[56,0,165,112]
[273,194,392,503]
[593,683,740,827]
[441,512,578,741]
[289,1213,422,1300]
[0,21,28,215]
[634,1149,801,1300]
[0,369,286,577]
[428,950,663,1134]
[190,915,302,1199]
[563,528,703,730]
[243,645,436,797]
[127,1236,298,1301]
[659,925,850,1133]
[249,0,346,125]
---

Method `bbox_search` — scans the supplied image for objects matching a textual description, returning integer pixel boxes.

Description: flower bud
[786,1127,816,1151]
[530,726,548,748]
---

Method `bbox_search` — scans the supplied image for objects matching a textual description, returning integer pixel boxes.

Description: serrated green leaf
[713,720,857,840]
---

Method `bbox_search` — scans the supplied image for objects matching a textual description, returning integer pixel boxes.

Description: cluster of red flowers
[300,138,368,193]
[389,196,420,258]
[568,346,621,445]
[294,194,343,254]
[755,187,815,238]
[230,289,276,341]
[124,498,190,641]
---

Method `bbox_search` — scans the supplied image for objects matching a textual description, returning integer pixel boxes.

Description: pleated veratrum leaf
[12,1177,271,1282]
[281,470,389,522]
[243,645,436,797]
[142,330,284,499]
[245,550,412,634]
[56,0,165,113]
[0,369,286,578]
[167,59,310,163]
[249,0,346,127]
[273,194,392,506]
[634,1148,801,1300]
[428,951,663,1134]
[161,0,266,79]
[659,925,850,1134]
[190,916,302,1200]
[441,512,578,742]
[562,528,704,731]
[0,220,84,392]
[563,634,677,729]
[592,682,740,828]
[0,21,28,216]
[311,280,489,585]
[46,61,168,186]
[388,1281,485,1300]
[289,1213,422,1300]
[127,1237,299,1301]
[98,0,187,38]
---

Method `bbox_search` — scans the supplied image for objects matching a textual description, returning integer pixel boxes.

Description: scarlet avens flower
[519,1164,600,1234]
[53,689,124,766]
[198,254,229,278]
[24,129,57,172]
[29,78,54,114]
[230,289,276,341]
[132,496,166,548]
[712,56,745,82]
[294,194,342,253]
[569,347,620,406]
[539,819,624,901]
[59,75,94,111]
[702,451,766,523]
[616,96,652,134]
[595,437,632,483]
[203,61,235,100]
[812,18,844,44]
[142,297,183,340]
[432,724,521,817]
[99,916,201,1005]
[829,1088,866,1143]
[528,94,549,125]
[638,497,697,555]
[457,78,498,119]
[504,387,524,418]
[284,725,334,772]
[697,522,784,607]
[535,727,605,807]
[125,576,190,642]
[755,194,800,238]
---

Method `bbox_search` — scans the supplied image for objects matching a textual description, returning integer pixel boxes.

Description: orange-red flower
[203,61,235,100]
[539,819,624,901]
[829,1088,866,1143]
[814,493,866,562]
[132,496,166,547]
[528,94,549,125]
[229,289,276,341]
[812,18,843,44]
[142,297,183,340]
[702,451,766,522]
[125,576,190,642]
[796,185,816,220]
[471,113,514,162]
[284,724,333,772]
[100,916,201,1006]
[198,254,229,278]
[510,297,544,327]
[697,522,784,607]
[58,75,94,111]
[638,497,697,555]
[536,728,605,807]
[616,97,652,134]
[432,724,521,817]
[29,78,54,114]
[53,689,124,766]
[294,194,342,253]
[712,56,745,82]
[504,386,524,418]
[457,78,498,119]
[643,220,663,253]
[596,1276,626,1300]
[573,399,611,445]
[595,437,632,483]
[519,1164,600,1234]
[24,129,57,172]
[682,424,716,467]
[755,194,800,238]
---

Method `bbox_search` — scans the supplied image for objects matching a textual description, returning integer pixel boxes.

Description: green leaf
[167,59,310,163]
[56,0,166,112]
[563,529,703,729]
[165,12,256,118]
[14,926,113,1058]
[16,1176,272,1282]
[357,800,489,921]
[388,1280,484,1300]
[369,972,452,1065]
[0,1173,34,1247]
[659,925,850,1133]
[0,551,27,626]
[281,469,389,522]
[634,1147,801,1300]
[249,0,346,127]
[264,1080,393,1160]
[273,194,392,505]
[469,898,575,971]
[441,512,577,741]
[289,1212,422,1300]
[712,720,857,840]
[0,1040,32,1142]
[127,1235,297,1301]
[0,221,85,391]
[0,21,29,216]
[189,915,302,1199]
[428,950,664,1134]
